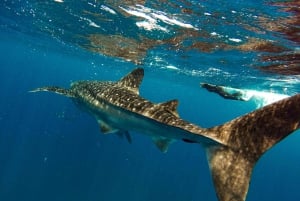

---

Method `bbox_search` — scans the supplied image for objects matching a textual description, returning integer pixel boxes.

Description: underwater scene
[0,1,300,201]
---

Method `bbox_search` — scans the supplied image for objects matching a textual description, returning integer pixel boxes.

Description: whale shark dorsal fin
[158,99,179,117]
[118,68,144,94]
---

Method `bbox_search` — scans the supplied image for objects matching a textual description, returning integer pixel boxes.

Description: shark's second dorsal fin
[158,100,179,117]
[118,68,144,94]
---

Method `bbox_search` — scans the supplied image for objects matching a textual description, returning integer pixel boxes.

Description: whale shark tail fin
[30,86,75,98]
[205,94,300,201]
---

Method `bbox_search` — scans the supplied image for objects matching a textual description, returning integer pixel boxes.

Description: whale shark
[201,83,290,108]
[31,68,300,201]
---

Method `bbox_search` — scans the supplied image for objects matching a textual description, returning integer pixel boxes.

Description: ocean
[0,1,299,201]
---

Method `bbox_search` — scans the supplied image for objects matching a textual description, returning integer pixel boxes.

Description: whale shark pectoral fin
[124,131,132,144]
[116,131,132,144]
[117,68,144,94]
[98,121,119,134]
[98,121,132,143]
[29,86,75,98]
[152,137,173,153]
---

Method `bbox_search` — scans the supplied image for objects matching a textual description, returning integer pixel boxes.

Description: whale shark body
[31,68,300,201]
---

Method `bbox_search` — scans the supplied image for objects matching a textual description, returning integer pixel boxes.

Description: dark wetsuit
[201,83,245,101]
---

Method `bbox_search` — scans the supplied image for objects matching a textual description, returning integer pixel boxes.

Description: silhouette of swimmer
[201,82,290,109]
[201,83,245,101]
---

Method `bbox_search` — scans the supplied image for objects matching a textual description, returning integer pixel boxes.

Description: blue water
[1,1,300,201]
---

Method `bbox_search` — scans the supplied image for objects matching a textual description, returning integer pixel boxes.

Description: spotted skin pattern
[31,68,300,201]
